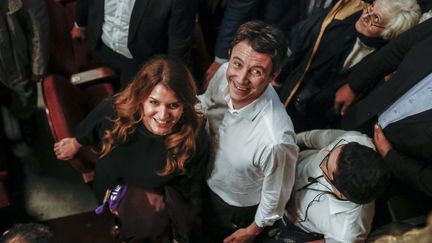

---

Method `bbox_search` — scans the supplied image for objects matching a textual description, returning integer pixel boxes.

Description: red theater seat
[42,75,114,183]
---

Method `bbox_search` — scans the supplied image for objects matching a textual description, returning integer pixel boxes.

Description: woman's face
[355,2,390,38]
[142,83,184,136]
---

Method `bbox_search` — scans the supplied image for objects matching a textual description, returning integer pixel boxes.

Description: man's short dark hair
[0,223,56,243]
[230,20,288,73]
[333,142,390,204]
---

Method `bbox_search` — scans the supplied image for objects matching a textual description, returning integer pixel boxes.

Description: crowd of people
[1,0,432,242]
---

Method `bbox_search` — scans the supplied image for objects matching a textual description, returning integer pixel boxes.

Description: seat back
[42,74,114,183]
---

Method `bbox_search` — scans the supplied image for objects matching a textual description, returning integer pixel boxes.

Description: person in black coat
[73,0,198,87]
[335,17,432,198]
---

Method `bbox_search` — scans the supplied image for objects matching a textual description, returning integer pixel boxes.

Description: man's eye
[233,62,241,68]
[250,69,262,76]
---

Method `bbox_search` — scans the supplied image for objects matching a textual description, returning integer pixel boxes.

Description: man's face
[226,41,279,109]
[320,144,347,200]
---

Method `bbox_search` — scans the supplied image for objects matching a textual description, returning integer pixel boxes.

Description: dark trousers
[94,42,141,89]
[116,186,199,243]
[202,186,258,242]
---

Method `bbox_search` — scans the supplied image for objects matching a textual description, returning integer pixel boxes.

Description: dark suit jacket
[277,9,361,131]
[342,35,432,196]
[76,0,197,63]
[214,0,309,59]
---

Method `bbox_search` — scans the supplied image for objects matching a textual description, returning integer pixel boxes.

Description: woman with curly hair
[54,56,209,242]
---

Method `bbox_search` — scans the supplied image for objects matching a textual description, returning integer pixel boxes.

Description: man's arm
[374,125,432,197]
[75,0,88,27]
[204,0,257,83]
[71,0,88,40]
[225,142,298,243]
[25,0,49,79]
[296,129,347,149]
[214,0,257,60]
[167,0,198,60]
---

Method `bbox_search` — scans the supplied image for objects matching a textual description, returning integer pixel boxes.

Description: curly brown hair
[100,56,201,175]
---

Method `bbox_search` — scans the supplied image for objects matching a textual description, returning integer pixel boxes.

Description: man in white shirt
[273,130,390,243]
[198,21,298,243]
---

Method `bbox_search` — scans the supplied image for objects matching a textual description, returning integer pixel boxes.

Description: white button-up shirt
[101,0,135,59]
[293,130,376,243]
[198,63,299,227]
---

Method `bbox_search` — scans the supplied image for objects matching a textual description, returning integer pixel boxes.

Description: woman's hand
[145,191,165,212]
[54,137,82,160]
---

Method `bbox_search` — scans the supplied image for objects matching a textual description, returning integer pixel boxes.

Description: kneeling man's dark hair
[333,142,390,204]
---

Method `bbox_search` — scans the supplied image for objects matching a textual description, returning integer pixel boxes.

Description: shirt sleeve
[296,129,347,149]
[213,0,257,59]
[75,98,116,146]
[296,129,374,150]
[75,0,88,27]
[254,142,298,227]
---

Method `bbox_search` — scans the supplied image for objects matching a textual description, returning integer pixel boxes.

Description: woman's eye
[149,100,158,105]
[168,103,180,109]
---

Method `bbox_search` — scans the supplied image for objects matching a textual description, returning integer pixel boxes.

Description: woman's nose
[158,107,169,119]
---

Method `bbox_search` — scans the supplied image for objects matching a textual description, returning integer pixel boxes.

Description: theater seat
[42,74,115,183]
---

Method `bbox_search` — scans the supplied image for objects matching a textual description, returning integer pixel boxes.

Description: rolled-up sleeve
[254,142,298,227]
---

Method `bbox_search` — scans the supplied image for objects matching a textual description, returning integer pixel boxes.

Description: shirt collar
[226,86,271,121]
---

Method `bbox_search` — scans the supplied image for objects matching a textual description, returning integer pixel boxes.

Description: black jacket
[278,8,362,131]
[75,0,197,63]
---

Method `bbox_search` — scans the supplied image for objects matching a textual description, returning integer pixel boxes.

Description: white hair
[377,0,421,39]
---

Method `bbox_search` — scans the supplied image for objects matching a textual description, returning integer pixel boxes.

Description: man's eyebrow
[232,56,243,62]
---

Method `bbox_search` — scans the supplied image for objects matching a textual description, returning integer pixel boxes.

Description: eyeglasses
[319,139,346,186]
[362,3,386,29]
[294,139,348,223]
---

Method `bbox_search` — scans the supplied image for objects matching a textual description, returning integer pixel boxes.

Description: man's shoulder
[255,113,296,148]
[258,87,295,134]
